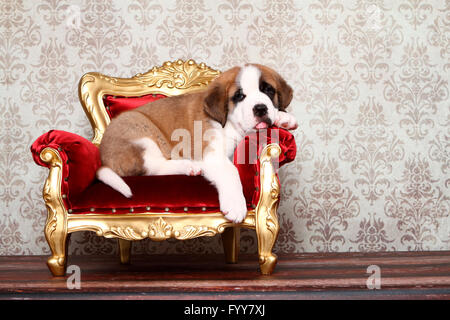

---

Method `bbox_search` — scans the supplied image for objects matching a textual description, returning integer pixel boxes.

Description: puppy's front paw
[188,163,202,176]
[274,112,298,130]
[180,160,202,176]
[220,192,248,223]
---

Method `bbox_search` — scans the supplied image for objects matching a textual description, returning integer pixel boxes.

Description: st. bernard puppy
[97,64,298,223]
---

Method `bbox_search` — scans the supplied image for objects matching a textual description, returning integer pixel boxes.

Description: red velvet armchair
[30,60,297,276]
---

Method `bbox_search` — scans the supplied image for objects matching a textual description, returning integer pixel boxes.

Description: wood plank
[0,252,449,299]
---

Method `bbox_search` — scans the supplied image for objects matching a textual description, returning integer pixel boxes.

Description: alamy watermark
[65,5,81,30]
[366,264,381,290]
[364,4,383,31]
[66,264,81,290]
[170,122,280,167]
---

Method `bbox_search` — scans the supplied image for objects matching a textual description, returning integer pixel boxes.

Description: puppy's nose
[253,104,268,117]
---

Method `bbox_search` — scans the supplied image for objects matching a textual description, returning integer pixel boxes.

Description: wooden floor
[0,251,449,299]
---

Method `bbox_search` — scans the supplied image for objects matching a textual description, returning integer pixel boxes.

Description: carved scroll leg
[45,217,69,277]
[255,143,282,275]
[221,227,240,264]
[118,239,132,264]
[256,208,279,275]
[41,147,69,277]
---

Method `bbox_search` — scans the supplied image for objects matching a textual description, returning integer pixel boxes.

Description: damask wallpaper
[0,0,449,256]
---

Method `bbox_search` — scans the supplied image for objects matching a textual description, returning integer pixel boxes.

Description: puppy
[97,64,298,223]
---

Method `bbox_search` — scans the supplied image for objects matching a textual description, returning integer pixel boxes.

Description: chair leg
[118,239,132,264]
[41,147,69,276]
[45,218,69,277]
[254,143,282,275]
[221,227,240,264]
[256,207,280,275]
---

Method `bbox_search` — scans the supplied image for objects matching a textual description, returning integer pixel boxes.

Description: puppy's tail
[96,166,132,198]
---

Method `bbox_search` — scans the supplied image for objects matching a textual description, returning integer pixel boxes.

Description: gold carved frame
[41,59,281,276]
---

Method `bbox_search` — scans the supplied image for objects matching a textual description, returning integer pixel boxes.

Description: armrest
[30,130,101,206]
[233,127,297,207]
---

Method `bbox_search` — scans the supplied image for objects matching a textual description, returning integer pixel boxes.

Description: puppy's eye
[232,89,246,103]
[260,81,275,99]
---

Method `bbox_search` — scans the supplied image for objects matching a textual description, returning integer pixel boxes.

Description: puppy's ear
[276,76,293,111]
[204,84,228,127]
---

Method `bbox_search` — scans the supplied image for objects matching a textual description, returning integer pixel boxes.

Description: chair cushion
[70,175,254,214]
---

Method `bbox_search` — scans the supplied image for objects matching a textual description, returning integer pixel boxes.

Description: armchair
[30,60,297,276]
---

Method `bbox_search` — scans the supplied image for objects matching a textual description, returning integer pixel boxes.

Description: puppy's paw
[180,160,202,176]
[188,164,202,176]
[220,192,248,223]
[274,112,298,130]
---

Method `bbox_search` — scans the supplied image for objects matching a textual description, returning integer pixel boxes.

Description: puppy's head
[204,64,293,131]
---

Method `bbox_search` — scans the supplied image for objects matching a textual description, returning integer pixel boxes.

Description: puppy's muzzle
[253,104,268,117]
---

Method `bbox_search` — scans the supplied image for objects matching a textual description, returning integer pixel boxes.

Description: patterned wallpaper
[0,0,449,256]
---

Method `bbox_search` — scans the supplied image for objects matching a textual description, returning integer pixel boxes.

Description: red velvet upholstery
[233,127,297,205]
[71,175,233,214]
[31,93,297,215]
[30,130,102,209]
[104,94,166,118]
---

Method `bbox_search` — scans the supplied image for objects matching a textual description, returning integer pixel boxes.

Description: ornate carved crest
[132,59,220,90]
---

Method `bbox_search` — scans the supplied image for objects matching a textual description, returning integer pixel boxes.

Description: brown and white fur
[97,64,298,223]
